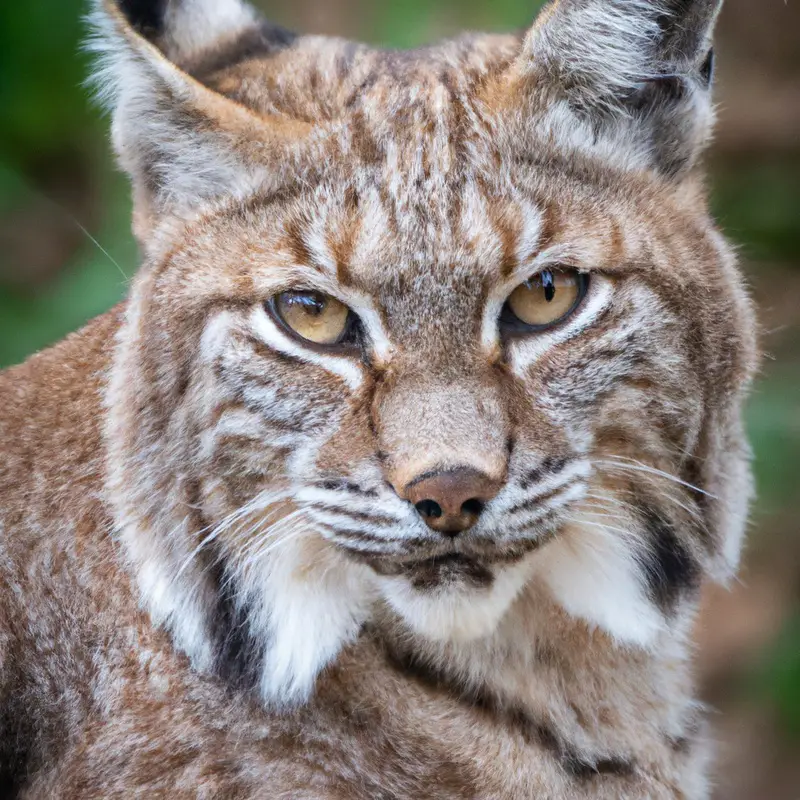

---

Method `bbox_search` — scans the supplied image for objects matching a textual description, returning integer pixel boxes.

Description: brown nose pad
[405,469,501,536]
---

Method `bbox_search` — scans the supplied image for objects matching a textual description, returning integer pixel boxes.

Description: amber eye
[270,290,355,347]
[501,268,588,332]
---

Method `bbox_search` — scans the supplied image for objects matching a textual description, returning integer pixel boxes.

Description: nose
[404,468,501,536]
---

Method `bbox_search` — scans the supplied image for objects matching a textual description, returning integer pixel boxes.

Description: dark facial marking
[311,503,398,527]
[519,456,570,491]
[507,481,577,516]
[118,0,166,35]
[408,554,494,591]
[207,548,264,692]
[640,506,701,612]
[317,479,378,498]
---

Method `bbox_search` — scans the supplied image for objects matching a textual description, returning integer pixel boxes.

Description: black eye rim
[266,290,363,355]
[499,269,590,337]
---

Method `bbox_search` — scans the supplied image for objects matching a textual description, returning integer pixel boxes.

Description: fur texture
[0,0,757,796]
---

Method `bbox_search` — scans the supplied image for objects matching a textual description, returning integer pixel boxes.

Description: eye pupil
[289,292,326,316]
[502,268,588,333]
[271,290,354,348]
[542,271,556,303]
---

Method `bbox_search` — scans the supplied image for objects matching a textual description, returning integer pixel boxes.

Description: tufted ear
[518,0,723,176]
[88,0,307,245]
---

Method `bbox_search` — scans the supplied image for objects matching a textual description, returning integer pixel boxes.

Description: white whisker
[175,490,289,580]
[590,470,709,527]
[576,506,631,524]
[235,511,315,575]
[564,516,637,541]
[583,492,639,511]
[235,506,302,561]
[597,457,717,499]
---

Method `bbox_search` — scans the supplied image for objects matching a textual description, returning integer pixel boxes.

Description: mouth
[364,543,546,643]
[338,535,548,590]
[383,552,495,590]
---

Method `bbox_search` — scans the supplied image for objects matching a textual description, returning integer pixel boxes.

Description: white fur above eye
[248,306,364,390]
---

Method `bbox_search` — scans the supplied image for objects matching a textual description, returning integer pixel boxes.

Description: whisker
[590,470,709,527]
[235,507,303,561]
[575,506,632,523]
[306,504,400,527]
[71,216,129,281]
[597,457,717,499]
[583,492,639,511]
[175,490,289,580]
[584,486,706,528]
[0,163,130,282]
[563,516,637,540]
[235,508,310,564]
[238,527,311,574]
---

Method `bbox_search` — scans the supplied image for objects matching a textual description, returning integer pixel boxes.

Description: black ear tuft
[117,0,167,36]
[699,48,715,88]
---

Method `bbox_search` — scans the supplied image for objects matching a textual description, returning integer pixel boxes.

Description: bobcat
[0,0,757,796]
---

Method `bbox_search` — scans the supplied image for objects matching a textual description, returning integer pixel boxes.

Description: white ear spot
[163,0,259,64]
[519,0,723,174]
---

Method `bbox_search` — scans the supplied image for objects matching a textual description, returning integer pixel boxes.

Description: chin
[375,552,538,643]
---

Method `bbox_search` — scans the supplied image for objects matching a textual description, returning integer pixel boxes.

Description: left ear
[87,0,309,247]
[518,0,723,176]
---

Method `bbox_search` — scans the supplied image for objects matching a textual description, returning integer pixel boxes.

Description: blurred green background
[0,1,798,796]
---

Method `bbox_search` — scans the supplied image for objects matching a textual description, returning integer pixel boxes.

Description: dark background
[0,1,798,796]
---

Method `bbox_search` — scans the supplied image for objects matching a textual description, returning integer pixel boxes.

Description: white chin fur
[377,556,537,642]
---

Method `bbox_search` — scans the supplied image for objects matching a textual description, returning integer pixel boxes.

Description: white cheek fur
[247,535,377,706]
[533,518,666,649]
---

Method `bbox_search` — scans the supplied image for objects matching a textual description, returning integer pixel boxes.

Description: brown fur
[0,1,758,796]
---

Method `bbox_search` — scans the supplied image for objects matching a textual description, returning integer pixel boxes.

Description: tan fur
[1,1,757,796]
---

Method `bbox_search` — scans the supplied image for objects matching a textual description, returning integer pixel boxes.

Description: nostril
[415,499,443,519]
[460,498,484,516]
[405,468,501,533]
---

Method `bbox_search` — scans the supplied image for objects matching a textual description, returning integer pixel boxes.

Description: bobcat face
[193,187,590,581]
[96,0,757,703]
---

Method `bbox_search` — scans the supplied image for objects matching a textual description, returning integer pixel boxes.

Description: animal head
[96,0,758,704]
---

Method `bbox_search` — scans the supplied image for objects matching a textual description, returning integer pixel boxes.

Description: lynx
[0,0,757,797]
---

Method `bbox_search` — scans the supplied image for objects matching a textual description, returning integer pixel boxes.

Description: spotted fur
[0,0,757,796]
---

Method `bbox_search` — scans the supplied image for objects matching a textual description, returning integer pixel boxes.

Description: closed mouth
[370,552,496,590]
[337,535,548,582]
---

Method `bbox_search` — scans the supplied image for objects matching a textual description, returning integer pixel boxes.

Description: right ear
[88,0,309,245]
[509,0,723,177]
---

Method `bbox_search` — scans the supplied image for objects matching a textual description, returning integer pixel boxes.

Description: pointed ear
[88,0,308,244]
[519,0,723,176]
